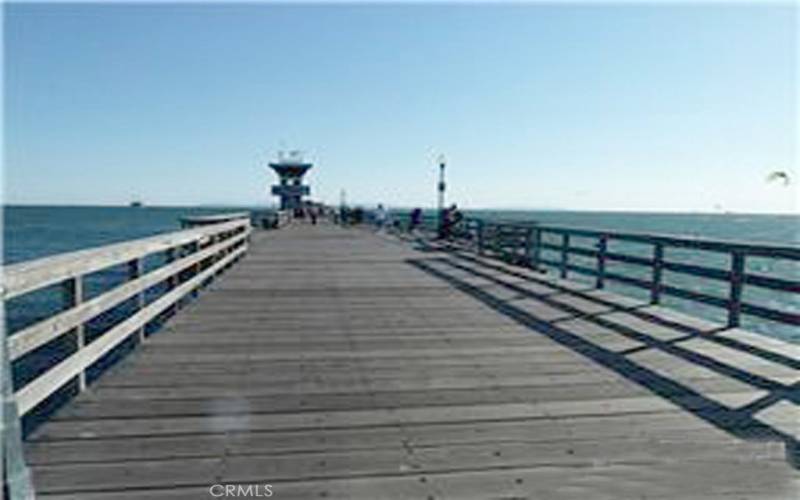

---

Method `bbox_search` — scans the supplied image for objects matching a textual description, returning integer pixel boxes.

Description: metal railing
[389,212,799,330]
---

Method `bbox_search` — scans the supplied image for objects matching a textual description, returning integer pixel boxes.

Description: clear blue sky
[4,2,797,212]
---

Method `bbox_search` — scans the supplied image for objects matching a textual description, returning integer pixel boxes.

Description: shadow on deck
[407,250,799,468]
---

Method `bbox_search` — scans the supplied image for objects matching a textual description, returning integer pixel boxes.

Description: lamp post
[436,154,446,238]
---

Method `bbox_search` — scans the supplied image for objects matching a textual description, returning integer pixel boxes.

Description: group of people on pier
[293,206,318,224]
[337,202,464,240]
[405,205,463,239]
[371,204,464,239]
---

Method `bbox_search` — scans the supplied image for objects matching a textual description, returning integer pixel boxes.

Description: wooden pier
[4,219,799,499]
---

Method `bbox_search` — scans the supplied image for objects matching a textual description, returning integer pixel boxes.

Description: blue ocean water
[3,205,235,264]
[471,210,799,245]
[3,206,799,343]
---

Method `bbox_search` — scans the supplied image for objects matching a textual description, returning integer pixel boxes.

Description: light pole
[437,154,446,238]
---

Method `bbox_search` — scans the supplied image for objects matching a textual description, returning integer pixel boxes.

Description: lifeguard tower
[268,150,313,211]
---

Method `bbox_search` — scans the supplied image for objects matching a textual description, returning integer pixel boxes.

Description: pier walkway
[21,223,799,499]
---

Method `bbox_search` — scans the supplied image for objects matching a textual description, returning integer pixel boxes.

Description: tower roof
[268,149,313,177]
[268,161,313,178]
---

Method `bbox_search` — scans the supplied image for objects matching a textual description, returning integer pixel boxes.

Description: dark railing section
[389,211,799,331]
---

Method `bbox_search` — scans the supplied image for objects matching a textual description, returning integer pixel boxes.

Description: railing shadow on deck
[451,249,800,372]
[406,254,799,469]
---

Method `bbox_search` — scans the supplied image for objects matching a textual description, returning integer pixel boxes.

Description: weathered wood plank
[26,414,746,465]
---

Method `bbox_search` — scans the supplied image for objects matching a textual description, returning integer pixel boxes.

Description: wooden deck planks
[25,223,798,499]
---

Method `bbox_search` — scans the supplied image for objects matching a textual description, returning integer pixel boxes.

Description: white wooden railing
[2,214,251,417]
[179,211,251,228]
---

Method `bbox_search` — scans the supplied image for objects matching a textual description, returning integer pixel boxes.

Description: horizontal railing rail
[179,211,251,228]
[473,219,799,329]
[2,214,251,418]
[388,211,799,330]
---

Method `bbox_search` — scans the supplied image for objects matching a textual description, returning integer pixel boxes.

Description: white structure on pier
[268,150,313,211]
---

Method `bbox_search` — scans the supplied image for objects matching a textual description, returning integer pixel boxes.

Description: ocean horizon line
[2,203,798,217]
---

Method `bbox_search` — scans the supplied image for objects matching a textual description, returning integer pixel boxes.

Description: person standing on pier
[375,204,388,231]
[442,204,463,240]
[409,207,423,233]
[309,205,318,225]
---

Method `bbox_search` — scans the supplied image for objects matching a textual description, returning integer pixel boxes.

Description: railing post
[2,330,34,500]
[560,234,570,279]
[128,258,145,342]
[504,227,514,263]
[166,247,177,288]
[476,220,485,255]
[728,251,745,328]
[596,234,608,289]
[523,227,534,267]
[243,223,251,253]
[192,240,201,296]
[165,247,178,314]
[650,243,664,304]
[63,276,86,391]
[531,228,542,270]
